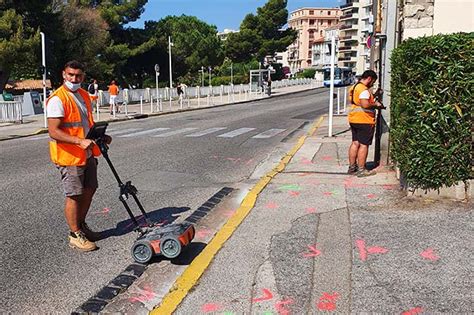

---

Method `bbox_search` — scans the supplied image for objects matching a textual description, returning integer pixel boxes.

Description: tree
[145,15,224,83]
[225,0,296,63]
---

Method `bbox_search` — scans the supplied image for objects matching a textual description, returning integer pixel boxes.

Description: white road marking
[152,127,198,137]
[118,128,170,137]
[217,128,256,138]
[185,127,227,137]
[107,128,142,135]
[251,128,286,139]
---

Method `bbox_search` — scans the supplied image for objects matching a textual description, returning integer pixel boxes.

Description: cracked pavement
[173,116,473,314]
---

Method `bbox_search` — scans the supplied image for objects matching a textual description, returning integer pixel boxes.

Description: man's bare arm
[47,118,94,150]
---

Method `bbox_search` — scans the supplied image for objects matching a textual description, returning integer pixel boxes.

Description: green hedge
[390,32,473,190]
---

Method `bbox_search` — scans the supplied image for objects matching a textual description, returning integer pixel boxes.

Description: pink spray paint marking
[275,298,294,315]
[356,239,389,261]
[420,248,439,261]
[303,245,322,258]
[366,194,376,199]
[382,184,397,190]
[129,285,156,303]
[317,292,339,311]
[401,307,424,315]
[252,288,273,303]
[321,155,332,161]
[301,158,313,165]
[245,159,254,165]
[289,191,300,197]
[223,209,237,217]
[323,191,333,196]
[265,202,279,209]
[305,207,317,214]
[201,303,223,312]
[196,229,212,239]
[298,173,313,177]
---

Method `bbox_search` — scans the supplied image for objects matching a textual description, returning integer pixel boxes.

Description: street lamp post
[154,64,160,111]
[168,36,173,109]
[230,63,233,85]
[208,66,212,86]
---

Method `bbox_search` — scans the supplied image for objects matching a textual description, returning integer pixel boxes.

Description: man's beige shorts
[57,157,98,196]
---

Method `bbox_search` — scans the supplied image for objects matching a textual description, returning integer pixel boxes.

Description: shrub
[390,32,473,190]
[296,68,316,79]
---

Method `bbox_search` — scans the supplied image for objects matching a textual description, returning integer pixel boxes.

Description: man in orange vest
[108,80,119,115]
[347,70,383,177]
[47,60,112,251]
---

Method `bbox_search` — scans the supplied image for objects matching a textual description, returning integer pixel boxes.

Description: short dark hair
[64,60,85,71]
[361,70,377,80]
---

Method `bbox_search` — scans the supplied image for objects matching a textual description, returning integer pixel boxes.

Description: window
[309,10,314,15]
[310,19,315,25]
[328,11,331,15]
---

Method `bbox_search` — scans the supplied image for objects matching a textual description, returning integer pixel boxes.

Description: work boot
[81,222,101,242]
[356,168,376,177]
[347,164,358,174]
[69,230,97,252]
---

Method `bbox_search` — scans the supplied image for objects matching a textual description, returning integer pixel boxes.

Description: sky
[128,0,341,31]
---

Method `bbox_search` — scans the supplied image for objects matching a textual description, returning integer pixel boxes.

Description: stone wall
[401,0,435,39]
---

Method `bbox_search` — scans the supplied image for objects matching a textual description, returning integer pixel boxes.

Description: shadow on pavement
[98,206,190,240]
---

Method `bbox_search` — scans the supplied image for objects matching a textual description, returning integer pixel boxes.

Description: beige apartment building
[287,8,342,73]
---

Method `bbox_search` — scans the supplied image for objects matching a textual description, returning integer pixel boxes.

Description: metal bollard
[140,96,143,114]
[197,86,200,107]
[337,88,340,114]
[150,96,153,113]
[343,87,347,113]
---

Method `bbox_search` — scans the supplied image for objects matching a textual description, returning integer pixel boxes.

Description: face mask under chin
[64,80,81,92]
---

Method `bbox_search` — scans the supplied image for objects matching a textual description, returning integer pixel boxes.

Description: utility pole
[168,36,173,109]
[40,32,47,128]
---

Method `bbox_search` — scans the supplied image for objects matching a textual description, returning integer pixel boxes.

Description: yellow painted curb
[150,115,325,315]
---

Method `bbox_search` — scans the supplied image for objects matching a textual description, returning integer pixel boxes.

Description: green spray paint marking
[279,184,302,191]
[262,312,274,315]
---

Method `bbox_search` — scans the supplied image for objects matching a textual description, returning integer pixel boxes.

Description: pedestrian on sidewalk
[46,60,112,252]
[347,70,383,177]
[87,79,99,107]
[108,80,119,115]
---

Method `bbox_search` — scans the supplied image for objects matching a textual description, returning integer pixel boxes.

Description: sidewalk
[160,115,472,314]
[0,83,319,141]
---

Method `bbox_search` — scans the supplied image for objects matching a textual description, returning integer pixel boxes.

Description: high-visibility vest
[348,82,376,125]
[47,86,101,166]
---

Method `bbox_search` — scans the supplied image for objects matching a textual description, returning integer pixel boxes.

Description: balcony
[340,0,359,9]
[340,35,359,42]
[340,12,359,20]
[340,23,358,30]
[361,1,373,8]
[339,45,357,52]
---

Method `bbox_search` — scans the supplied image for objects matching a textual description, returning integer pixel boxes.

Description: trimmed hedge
[390,32,473,190]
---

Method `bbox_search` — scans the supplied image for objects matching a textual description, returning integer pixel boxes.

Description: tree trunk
[0,66,11,94]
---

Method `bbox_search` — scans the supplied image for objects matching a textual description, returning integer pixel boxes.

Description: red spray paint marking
[298,173,313,177]
[303,245,322,258]
[252,288,273,303]
[305,207,317,214]
[129,285,156,303]
[289,191,300,197]
[211,155,219,159]
[420,248,439,261]
[201,303,222,312]
[356,239,389,261]
[93,207,111,215]
[401,307,424,315]
[275,298,294,315]
[317,292,339,311]
[382,184,397,190]
[344,177,369,188]
[245,159,254,165]
[301,158,313,165]
[366,194,376,199]
[223,209,236,217]
[321,155,332,161]
[323,191,333,196]
[265,202,279,209]
[226,157,242,164]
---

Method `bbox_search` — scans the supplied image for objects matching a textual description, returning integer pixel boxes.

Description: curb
[0,87,325,142]
[150,115,325,315]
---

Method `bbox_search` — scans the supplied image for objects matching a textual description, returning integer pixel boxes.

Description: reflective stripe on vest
[46,86,101,166]
[348,82,375,125]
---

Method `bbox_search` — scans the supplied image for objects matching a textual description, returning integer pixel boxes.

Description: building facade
[287,8,342,73]
[338,0,373,74]
[311,26,340,69]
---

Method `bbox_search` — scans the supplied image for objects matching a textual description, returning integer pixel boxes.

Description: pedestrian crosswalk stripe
[152,127,198,137]
[27,134,50,140]
[118,128,170,138]
[107,128,141,136]
[252,128,286,139]
[217,128,256,138]
[185,127,227,137]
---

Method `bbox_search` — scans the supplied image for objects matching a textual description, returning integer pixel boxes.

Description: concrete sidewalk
[0,83,319,141]
[167,115,472,314]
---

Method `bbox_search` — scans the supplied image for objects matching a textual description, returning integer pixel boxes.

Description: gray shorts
[57,157,98,196]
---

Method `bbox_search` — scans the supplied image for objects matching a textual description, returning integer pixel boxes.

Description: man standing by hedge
[347,70,383,176]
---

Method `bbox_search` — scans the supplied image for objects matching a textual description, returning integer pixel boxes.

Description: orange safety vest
[348,82,376,125]
[47,86,101,166]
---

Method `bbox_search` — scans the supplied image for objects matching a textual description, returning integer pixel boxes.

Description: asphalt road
[0,89,330,313]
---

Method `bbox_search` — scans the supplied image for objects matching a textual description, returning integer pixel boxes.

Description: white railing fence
[0,101,23,123]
